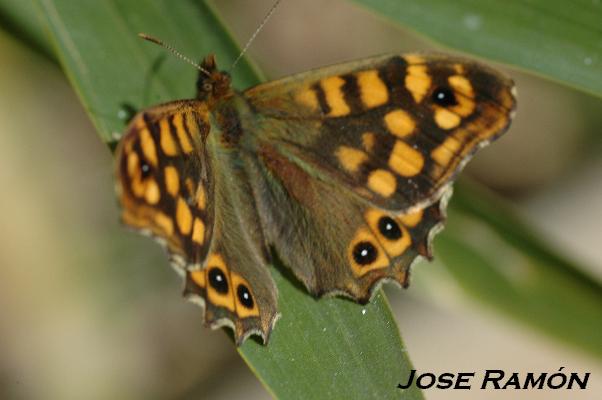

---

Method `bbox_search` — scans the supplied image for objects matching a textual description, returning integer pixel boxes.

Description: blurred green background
[0,0,601,399]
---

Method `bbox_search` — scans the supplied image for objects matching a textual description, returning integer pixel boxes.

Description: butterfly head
[196,54,233,103]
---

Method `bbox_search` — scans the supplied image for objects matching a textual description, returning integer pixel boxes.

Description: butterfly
[115,52,516,345]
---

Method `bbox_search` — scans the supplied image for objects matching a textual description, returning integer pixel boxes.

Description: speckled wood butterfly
[115,49,516,345]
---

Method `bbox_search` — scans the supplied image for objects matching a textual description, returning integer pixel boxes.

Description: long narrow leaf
[0,0,53,60]
[441,181,602,357]
[33,0,421,398]
[352,0,602,98]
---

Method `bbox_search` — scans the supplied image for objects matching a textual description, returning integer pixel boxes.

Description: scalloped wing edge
[120,184,450,344]
[316,186,452,304]
[117,220,280,345]
[182,274,282,345]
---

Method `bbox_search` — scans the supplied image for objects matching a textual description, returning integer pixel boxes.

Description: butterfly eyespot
[378,216,402,240]
[208,267,229,294]
[140,161,151,179]
[352,241,378,265]
[431,86,457,107]
[203,82,213,92]
[237,284,254,309]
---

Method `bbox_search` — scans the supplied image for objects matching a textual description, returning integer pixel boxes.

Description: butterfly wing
[116,100,214,267]
[182,157,278,343]
[244,53,516,213]
[245,145,448,300]
[115,100,277,343]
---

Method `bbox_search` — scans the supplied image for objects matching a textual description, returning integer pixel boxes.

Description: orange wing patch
[321,76,350,117]
[405,66,431,103]
[384,109,415,138]
[356,69,389,108]
[388,140,424,177]
[294,86,320,111]
[367,169,397,197]
[336,146,368,173]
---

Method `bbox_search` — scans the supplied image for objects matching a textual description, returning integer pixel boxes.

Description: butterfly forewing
[244,53,516,213]
[115,100,214,268]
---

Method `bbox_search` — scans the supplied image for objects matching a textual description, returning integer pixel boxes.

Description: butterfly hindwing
[244,53,516,213]
[183,134,278,344]
[247,144,448,299]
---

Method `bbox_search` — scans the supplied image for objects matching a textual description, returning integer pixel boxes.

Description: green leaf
[439,181,602,357]
[243,271,422,399]
[36,0,261,141]
[352,0,602,98]
[0,0,54,60]
[33,0,421,398]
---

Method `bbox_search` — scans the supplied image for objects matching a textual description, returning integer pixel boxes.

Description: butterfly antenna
[138,33,211,77]
[230,0,282,71]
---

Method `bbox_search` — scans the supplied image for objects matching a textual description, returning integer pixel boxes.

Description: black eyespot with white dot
[432,86,457,107]
[140,161,151,179]
[237,284,254,309]
[208,267,229,294]
[353,241,378,266]
[378,216,402,240]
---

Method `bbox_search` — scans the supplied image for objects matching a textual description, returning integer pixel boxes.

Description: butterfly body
[116,53,516,344]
